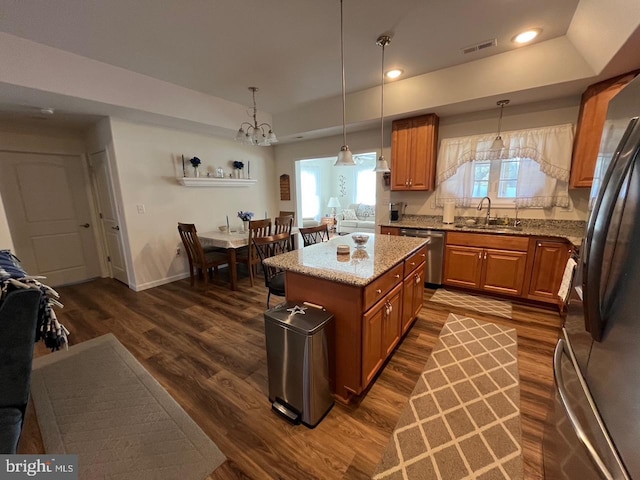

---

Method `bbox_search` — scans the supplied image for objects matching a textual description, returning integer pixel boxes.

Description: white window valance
[435,123,574,208]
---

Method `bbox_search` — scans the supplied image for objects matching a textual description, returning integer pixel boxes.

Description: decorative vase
[193,165,200,178]
[243,220,249,232]
[234,169,241,179]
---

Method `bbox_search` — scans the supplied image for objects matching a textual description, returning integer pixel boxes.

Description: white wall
[275,96,591,225]
[107,118,278,290]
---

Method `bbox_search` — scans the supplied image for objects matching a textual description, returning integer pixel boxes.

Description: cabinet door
[411,262,426,320]
[443,245,483,289]
[402,274,415,334]
[362,303,384,386]
[410,114,438,190]
[482,249,527,296]
[529,240,571,301]
[381,283,403,357]
[570,71,638,188]
[391,119,412,190]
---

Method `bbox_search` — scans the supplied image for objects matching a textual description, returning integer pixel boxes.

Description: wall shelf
[177,177,257,187]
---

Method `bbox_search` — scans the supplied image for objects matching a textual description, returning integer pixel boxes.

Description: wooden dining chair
[177,223,228,287]
[299,224,330,247]
[274,214,294,251]
[252,232,291,308]
[236,218,271,287]
[278,211,295,221]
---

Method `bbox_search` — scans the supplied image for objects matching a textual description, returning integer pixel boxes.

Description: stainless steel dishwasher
[398,228,445,285]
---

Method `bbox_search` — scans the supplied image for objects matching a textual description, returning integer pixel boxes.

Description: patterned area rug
[31,334,226,479]
[429,288,513,319]
[373,313,522,480]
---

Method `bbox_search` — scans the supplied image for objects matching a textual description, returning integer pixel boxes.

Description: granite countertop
[383,215,586,246]
[263,234,428,287]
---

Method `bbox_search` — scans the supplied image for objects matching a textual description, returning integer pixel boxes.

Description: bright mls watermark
[0,456,77,479]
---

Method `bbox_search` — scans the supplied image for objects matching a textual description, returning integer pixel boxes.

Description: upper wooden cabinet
[391,114,439,191]
[570,71,638,188]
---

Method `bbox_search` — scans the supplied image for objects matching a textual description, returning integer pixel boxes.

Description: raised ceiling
[0,0,639,141]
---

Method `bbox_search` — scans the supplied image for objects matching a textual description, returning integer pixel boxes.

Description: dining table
[198,227,298,291]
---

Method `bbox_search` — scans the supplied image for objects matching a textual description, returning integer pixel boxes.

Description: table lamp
[327,197,341,232]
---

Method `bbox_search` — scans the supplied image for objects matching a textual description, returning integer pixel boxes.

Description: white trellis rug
[429,288,513,319]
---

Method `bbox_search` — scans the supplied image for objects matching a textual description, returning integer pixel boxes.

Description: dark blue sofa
[0,288,41,454]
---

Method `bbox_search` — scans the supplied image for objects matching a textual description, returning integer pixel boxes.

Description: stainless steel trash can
[264,302,334,428]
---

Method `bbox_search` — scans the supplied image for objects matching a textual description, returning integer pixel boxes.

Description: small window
[471,158,521,200]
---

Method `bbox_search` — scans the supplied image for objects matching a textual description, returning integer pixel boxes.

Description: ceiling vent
[461,38,497,55]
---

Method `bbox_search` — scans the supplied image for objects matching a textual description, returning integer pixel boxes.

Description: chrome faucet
[477,196,491,225]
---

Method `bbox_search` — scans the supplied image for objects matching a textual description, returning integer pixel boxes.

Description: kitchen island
[264,233,428,404]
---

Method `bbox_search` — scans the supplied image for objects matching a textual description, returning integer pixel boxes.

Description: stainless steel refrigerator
[543,74,640,479]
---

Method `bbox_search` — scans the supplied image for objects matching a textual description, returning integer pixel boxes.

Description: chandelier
[235,87,278,146]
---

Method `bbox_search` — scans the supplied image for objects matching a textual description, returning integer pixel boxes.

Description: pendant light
[490,99,510,150]
[334,0,356,166]
[374,34,391,172]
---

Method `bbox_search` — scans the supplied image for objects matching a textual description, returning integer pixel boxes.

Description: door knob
[111,226,120,231]
[78,223,90,228]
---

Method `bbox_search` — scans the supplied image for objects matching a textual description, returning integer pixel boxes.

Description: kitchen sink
[455,224,523,233]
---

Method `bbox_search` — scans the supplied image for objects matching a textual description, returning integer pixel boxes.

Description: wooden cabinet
[362,282,402,386]
[402,262,426,335]
[444,232,528,297]
[380,225,400,235]
[570,71,638,188]
[527,238,572,302]
[391,114,439,191]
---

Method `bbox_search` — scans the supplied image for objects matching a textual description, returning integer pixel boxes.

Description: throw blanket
[0,250,69,351]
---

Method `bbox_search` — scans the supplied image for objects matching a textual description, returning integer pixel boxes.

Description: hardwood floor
[20,274,562,479]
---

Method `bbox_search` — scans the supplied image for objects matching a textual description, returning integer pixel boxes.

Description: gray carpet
[31,334,226,479]
[373,314,522,479]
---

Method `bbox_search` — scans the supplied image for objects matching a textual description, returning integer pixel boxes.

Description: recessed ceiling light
[385,69,403,80]
[513,29,542,44]
[39,107,55,115]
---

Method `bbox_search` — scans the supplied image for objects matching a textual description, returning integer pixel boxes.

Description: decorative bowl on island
[351,233,370,248]
[218,225,228,232]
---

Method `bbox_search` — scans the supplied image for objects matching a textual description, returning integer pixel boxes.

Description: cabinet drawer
[447,232,528,251]
[364,263,403,311]
[404,246,427,277]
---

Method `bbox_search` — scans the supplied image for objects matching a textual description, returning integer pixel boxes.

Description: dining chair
[236,218,272,287]
[278,210,295,221]
[252,232,291,308]
[299,224,330,247]
[274,214,294,251]
[177,223,228,287]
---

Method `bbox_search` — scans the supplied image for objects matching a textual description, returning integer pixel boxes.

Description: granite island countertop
[263,234,428,287]
[383,215,586,246]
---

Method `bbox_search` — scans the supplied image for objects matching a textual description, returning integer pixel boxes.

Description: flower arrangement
[237,211,254,221]
[190,156,201,167]
[233,161,244,170]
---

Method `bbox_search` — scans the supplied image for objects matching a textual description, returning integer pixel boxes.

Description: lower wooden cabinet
[527,239,572,302]
[483,249,527,296]
[362,282,402,386]
[402,262,426,334]
[380,225,400,235]
[444,233,529,297]
[444,232,573,304]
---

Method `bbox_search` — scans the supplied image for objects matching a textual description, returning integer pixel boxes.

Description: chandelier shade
[490,99,509,151]
[235,87,278,146]
[334,0,356,166]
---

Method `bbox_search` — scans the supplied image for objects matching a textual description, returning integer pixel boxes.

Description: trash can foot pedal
[272,400,300,424]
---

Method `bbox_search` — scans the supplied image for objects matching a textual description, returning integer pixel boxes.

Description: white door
[89,151,128,285]
[0,152,101,286]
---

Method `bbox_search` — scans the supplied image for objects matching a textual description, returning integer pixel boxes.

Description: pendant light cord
[380,41,385,155]
[340,0,347,146]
